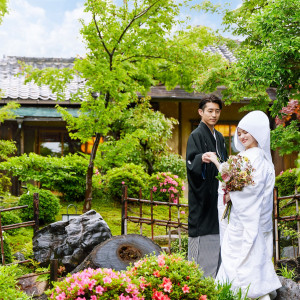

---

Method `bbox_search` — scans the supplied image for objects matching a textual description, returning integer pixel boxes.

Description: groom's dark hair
[199,95,222,110]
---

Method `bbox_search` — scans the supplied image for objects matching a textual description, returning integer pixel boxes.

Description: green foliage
[0,211,22,236]
[127,252,218,299]
[216,281,247,300]
[0,0,8,25]
[271,121,300,155]
[149,172,185,202]
[0,264,31,300]
[275,168,297,196]
[0,139,17,161]
[97,99,180,175]
[153,153,187,180]
[277,265,296,280]
[0,102,20,124]
[0,172,11,194]
[0,153,88,202]
[0,234,12,264]
[170,236,188,257]
[104,164,150,202]
[18,187,60,224]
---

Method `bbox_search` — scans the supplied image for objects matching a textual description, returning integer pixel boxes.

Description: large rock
[275,276,300,300]
[32,210,112,272]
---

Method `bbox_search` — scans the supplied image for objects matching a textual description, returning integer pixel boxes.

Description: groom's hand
[202,152,216,163]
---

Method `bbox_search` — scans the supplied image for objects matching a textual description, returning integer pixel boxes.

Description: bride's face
[237,128,258,150]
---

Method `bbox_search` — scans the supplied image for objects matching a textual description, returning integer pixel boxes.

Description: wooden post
[121,185,125,235]
[0,212,5,265]
[150,189,154,240]
[295,186,300,256]
[139,188,143,235]
[168,192,172,253]
[273,186,280,265]
[177,197,182,252]
[50,259,58,287]
[33,193,39,235]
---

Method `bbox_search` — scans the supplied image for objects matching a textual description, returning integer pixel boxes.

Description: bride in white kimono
[207,111,281,300]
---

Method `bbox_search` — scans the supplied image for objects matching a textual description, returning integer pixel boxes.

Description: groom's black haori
[186,96,227,277]
[187,122,227,236]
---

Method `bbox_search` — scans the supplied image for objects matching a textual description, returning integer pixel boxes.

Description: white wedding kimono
[216,147,281,299]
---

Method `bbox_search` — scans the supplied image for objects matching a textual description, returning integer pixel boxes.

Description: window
[38,130,81,157]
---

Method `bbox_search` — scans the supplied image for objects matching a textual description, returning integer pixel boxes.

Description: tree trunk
[82,133,102,212]
[71,234,162,273]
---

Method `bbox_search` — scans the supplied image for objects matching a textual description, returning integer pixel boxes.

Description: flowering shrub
[275,99,300,126]
[46,267,144,300]
[149,172,185,203]
[126,252,218,300]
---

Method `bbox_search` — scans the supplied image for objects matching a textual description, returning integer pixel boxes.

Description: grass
[58,196,189,237]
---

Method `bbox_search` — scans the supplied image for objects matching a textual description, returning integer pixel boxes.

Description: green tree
[194,0,300,154]
[0,0,8,24]
[24,0,227,212]
[97,98,178,175]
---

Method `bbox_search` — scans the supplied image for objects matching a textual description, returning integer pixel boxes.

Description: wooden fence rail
[0,193,39,265]
[273,186,300,265]
[121,185,188,252]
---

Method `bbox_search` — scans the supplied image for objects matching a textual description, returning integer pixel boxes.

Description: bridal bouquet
[216,154,255,222]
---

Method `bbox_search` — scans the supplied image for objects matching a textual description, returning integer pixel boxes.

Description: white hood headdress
[234,111,272,163]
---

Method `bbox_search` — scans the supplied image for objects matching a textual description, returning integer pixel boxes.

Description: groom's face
[198,102,221,128]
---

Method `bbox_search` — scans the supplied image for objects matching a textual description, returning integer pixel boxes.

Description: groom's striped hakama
[188,234,221,278]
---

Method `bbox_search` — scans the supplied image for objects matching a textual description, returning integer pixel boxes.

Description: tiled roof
[0,45,236,101]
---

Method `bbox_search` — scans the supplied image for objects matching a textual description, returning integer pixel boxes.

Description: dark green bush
[153,153,187,180]
[0,211,22,235]
[104,164,150,202]
[275,168,298,196]
[18,188,60,224]
[149,172,185,202]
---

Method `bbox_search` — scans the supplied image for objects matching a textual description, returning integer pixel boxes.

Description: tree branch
[111,0,162,58]
[93,13,111,58]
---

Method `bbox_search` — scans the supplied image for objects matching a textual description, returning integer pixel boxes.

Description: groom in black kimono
[186,95,227,277]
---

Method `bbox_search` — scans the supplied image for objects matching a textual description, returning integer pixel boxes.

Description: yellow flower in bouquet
[216,155,255,222]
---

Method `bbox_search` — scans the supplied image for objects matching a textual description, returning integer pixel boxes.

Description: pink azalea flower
[182,284,190,293]
[174,175,178,178]
[56,292,66,300]
[180,211,185,214]
[153,270,161,277]
[96,285,105,294]
[279,171,284,175]
[289,169,293,173]
[122,181,125,185]
[182,186,185,190]
[153,186,157,192]
[172,199,178,204]
[90,296,97,300]
[199,295,207,300]
[103,276,112,284]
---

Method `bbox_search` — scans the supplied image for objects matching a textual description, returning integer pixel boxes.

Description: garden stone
[13,251,25,261]
[32,210,112,272]
[275,276,300,300]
